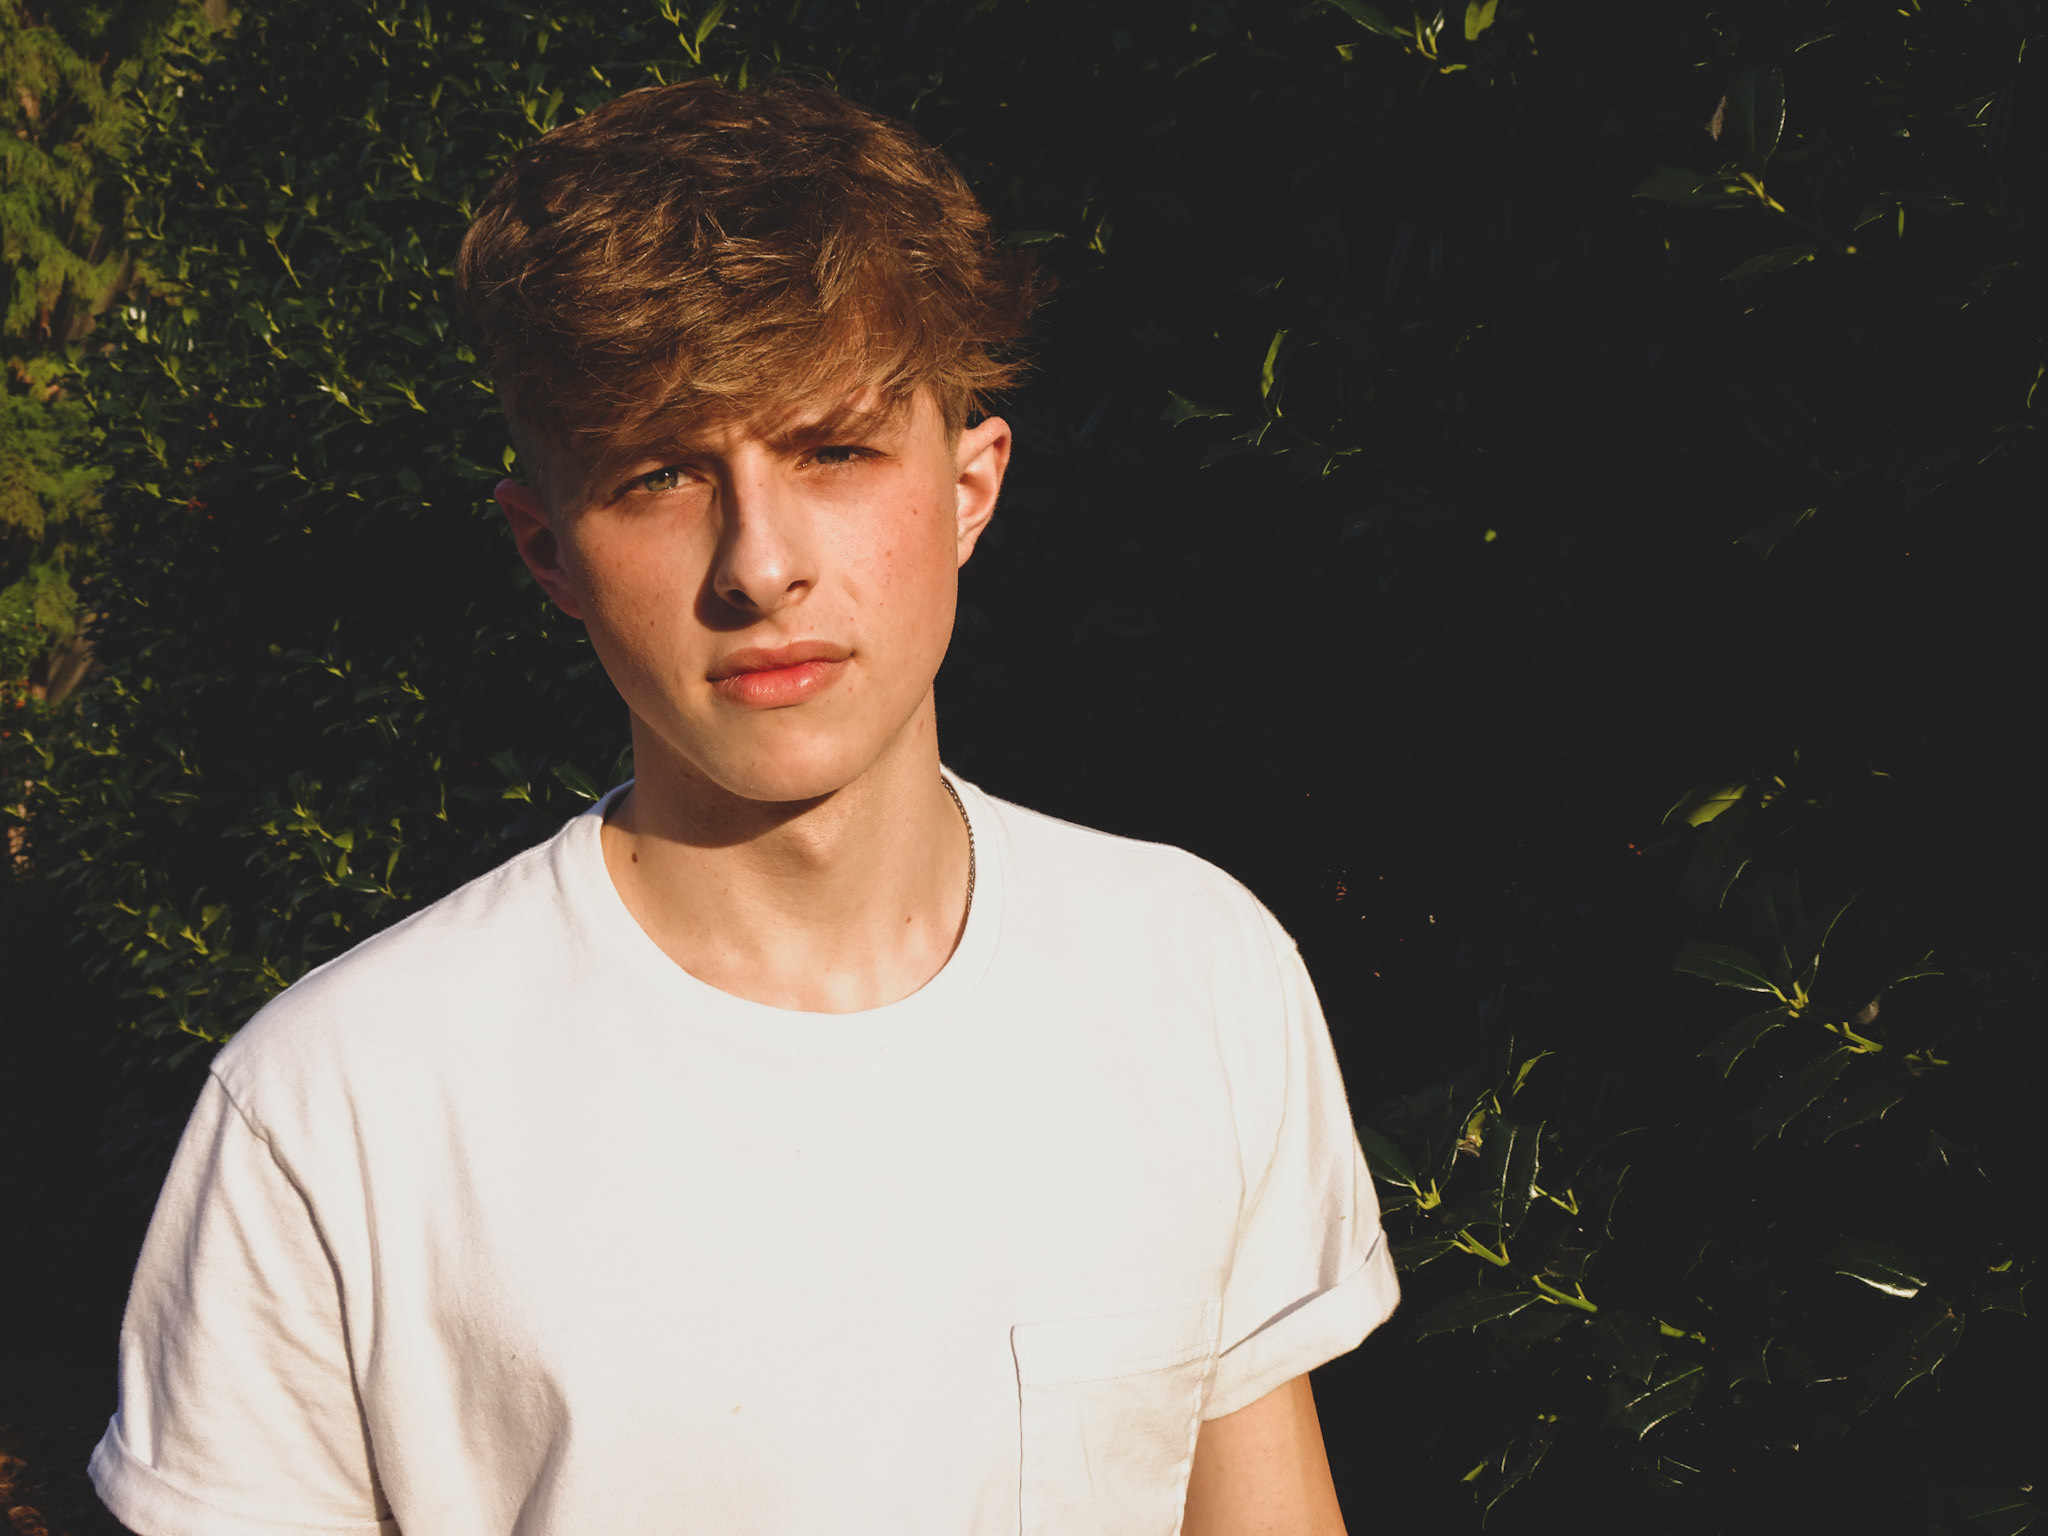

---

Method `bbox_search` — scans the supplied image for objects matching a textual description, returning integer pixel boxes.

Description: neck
[599,695,973,1013]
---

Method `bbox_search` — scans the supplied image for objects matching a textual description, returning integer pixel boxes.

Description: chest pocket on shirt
[1011,1298,1221,1536]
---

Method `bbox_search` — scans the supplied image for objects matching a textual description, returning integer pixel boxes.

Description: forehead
[532,385,939,489]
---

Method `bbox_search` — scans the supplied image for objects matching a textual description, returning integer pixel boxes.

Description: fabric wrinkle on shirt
[91,773,1400,1536]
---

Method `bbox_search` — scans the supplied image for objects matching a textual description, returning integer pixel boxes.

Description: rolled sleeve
[1206,915,1399,1418]
[91,1074,389,1536]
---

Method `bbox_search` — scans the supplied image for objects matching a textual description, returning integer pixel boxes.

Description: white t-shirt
[92,774,1397,1536]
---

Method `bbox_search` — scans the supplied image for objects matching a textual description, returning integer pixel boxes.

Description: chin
[678,723,901,807]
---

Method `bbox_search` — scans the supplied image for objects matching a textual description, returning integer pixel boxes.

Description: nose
[707,459,817,618]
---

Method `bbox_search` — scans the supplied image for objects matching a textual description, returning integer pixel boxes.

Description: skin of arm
[1182,1374,1348,1536]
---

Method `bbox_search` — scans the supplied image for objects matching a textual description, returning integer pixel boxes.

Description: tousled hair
[455,78,1040,460]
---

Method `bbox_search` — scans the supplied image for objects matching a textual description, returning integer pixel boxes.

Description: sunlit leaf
[1393,1236,1457,1271]
[1259,329,1288,403]
[550,763,602,802]
[1414,1288,1539,1339]
[1322,0,1407,38]
[1357,1121,1419,1187]
[1666,782,1747,827]
[1675,941,1781,994]
[1605,1359,1704,1437]
[1828,1237,1926,1299]
[1481,1116,1541,1237]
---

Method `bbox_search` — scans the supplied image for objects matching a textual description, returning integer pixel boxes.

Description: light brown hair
[455,78,1039,460]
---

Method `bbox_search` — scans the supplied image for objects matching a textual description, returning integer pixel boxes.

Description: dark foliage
[3,1,2042,1530]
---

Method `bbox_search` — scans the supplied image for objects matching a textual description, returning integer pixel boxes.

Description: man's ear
[494,478,586,619]
[953,415,1011,567]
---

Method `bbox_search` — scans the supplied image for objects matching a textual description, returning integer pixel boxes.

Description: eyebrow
[592,394,910,479]
[764,400,906,451]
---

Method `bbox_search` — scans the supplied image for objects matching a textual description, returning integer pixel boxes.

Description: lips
[707,641,851,708]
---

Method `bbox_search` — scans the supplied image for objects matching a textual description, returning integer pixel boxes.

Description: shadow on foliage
[1,0,2041,1530]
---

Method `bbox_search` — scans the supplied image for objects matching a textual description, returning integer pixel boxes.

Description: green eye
[636,467,682,494]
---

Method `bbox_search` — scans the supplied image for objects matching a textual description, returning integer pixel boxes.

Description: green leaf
[1979,1266,2028,1318]
[1475,1433,1552,1517]
[1790,888,1857,984]
[1829,1237,1926,1299]
[1723,247,1816,284]
[1666,782,1746,827]
[1679,805,1753,912]
[1632,164,1749,208]
[1736,505,1817,559]
[1675,941,1781,994]
[1856,1307,1963,1402]
[1259,330,1288,403]
[998,229,1064,248]
[1722,1335,1772,1387]
[1605,1359,1705,1437]
[1357,1121,1418,1187]
[551,763,603,802]
[1323,0,1407,38]
[1481,1117,1542,1238]
[1804,1077,1908,1143]
[1392,1236,1457,1271]
[1593,1310,1667,1385]
[1161,392,1232,426]
[1492,1305,1577,1344]
[1716,66,1788,169]
[1510,1051,1552,1096]
[1702,1006,1791,1075]
[1879,952,1942,990]
[1463,0,1497,40]
[1924,1131,1979,1177]
[692,0,730,52]
[1414,1289,1539,1339]
[1953,1487,2040,1536]
[1541,1245,1594,1282]
[1746,1047,1854,1144]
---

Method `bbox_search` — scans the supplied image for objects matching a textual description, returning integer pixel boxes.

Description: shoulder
[211,819,585,1111]
[978,788,1293,972]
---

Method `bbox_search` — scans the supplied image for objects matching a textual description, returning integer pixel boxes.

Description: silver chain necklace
[940,774,975,919]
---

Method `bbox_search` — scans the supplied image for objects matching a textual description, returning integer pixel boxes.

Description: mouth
[707,641,852,708]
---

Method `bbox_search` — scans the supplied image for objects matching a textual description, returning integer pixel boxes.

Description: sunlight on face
[500,388,1008,805]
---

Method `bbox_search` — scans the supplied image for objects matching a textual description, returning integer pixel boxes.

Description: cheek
[872,491,963,623]
[567,525,701,648]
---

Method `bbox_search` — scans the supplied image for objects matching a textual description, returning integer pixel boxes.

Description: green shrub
[0,1,207,695]
[12,1,2042,1530]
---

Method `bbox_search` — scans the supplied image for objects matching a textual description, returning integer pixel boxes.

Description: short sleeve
[90,1073,393,1536]
[1205,914,1400,1418]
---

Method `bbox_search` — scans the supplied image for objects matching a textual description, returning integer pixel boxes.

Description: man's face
[496,388,1009,804]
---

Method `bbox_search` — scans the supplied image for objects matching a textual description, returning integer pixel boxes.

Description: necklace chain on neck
[940,774,975,919]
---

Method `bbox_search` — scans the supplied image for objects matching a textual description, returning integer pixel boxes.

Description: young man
[90,81,1397,1536]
